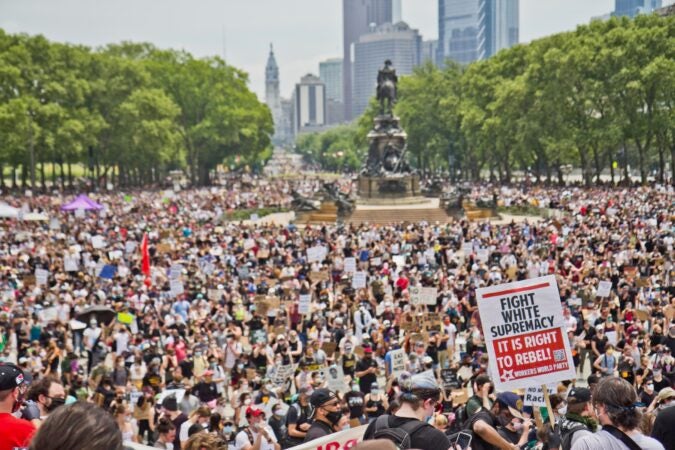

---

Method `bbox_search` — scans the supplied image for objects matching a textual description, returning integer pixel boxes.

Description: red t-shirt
[0,412,36,450]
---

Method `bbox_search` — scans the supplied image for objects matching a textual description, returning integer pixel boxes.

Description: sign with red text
[476,275,576,389]
[288,425,366,450]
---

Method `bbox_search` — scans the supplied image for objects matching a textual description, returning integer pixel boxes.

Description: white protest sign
[462,242,473,255]
[597,281,612,298]
[49,218,60,230]
[298,294,311,315]
[91,235,106,249]
[287,425,366,450]
[272,364,296,388]
[477,248,489,263]
[389,348,407,378]
[352,271,367,289]
[370,257,382,267]
[392,255,406,268]
[75,208,85,218]
[343,257,356,274]
[64,257,79,272]
[524,384,559,406]
[409,286,437,306]
[124,241,137,254]
[169,264,183,280]
[476,275,576,389]
[306,245,327,263]
[35,268,49,286]
[320,365,349,393]
[170,279,184,297]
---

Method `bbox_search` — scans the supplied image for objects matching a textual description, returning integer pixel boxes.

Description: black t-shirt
[355,357,377,394]
[469,409,499,450]
[285,402,312,446]
[497,426,520,444]
[342,353,357,377]
[192,381,218,402]
[363,415,450,450]
[304,419,334,443]
[651,403,675,450]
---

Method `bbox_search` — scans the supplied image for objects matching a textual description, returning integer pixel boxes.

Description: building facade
[320,58,344,125]
[437,0,519,65]
[265,44,287,145]
[352,21,422,117]
[343,0,394,120]
[294,74,326,135]
[613,0,662,17]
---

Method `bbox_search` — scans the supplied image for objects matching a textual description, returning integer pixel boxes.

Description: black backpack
[559,422,587,450]
[372,415,431,450]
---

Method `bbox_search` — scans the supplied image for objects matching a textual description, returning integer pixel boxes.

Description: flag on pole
[141,233,151,285]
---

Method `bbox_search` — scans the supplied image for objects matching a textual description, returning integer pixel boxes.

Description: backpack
[559,422,587,450]
[372,415,430,450]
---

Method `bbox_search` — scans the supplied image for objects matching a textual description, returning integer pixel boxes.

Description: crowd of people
[0,177,673,450]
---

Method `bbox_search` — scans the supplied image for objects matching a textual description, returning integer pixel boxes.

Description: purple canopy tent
[60,194,103,211]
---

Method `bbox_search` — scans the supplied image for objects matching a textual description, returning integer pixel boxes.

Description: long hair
[593,376,641,430]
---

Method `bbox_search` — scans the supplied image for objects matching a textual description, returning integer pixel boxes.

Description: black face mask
[47,396,66,412]
[325,410,342,425]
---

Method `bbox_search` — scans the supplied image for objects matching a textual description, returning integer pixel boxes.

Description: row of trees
[0,31,273,188]
[299,14,674,185]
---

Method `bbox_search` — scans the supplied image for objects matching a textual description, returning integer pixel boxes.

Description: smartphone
[454,431,472,450]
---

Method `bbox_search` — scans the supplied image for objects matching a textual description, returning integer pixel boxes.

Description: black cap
[310,388,337,409]
[0,363,26,391]
[568,387,591,404]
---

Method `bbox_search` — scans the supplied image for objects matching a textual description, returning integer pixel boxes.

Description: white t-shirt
[572,429,664,450]
[114,331,129,355]
[83,327,101,350]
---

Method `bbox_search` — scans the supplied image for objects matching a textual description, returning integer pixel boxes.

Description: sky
[0,0,621,101]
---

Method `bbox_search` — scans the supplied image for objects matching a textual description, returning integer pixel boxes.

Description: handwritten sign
[410,286,437,306]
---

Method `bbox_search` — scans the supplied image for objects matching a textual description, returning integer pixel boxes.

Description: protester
[304,388,342,442]
[233,406,279,450]
[650,387,675,450]
[571,377,664,450]
[556,387,597,450]
[467,391,528,450]
[0,363,35,450]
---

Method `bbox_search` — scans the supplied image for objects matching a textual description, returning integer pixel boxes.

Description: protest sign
[91,235,106,249]
[99,265,117,279]
[392,255,406,268]
[524,384,558,407]
[75,208,85,218]
[35,268,49,286]
[49,218,60,230]
[409,286,437,306]
[288,425,366,450]
[309,271,330,282]
[170,279,184,297]
[320,365,348,393]
[597,280,612,298]
[477,248,489,263]
[476,275,576,389]
[441,368,461,390]
[298,294,311,315]
[343,257,356,274]
[307,246,327,263]
[272,364,296,389]
[169,264,183,280]
[352,271,367,289]
[64,257,78,272]
[370,257,382,267]
[389,348,407,378]
[117,312,135,325]
[462,242,473,255]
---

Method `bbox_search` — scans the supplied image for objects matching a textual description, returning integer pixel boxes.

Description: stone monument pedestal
[357,173,421,201]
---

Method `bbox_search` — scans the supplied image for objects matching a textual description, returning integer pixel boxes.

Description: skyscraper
[352,21,422,117]
[437,0,519,65]
[343,0,393,121]
[613,0,662,17]
[320,58,345,125]
[294,74,327,135]
[265,44,286,145]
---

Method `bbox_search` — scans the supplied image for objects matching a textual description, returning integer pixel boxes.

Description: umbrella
[75,305,116,325]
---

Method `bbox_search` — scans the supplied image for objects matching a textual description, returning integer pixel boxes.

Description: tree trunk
[21,164,27,189]
[51,161,57,186]
[67,162,73,188]
[40,162,46,190]
[12,166,17,189]
[592,144,602,184]
[0,164,4,189]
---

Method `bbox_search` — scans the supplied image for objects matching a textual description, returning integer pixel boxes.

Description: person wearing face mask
[234,406,279,450]
[365,382,388,422]
[640,380,657,406]
[340,342,357,379]
[25,375,66,424]
[363,371,450,450]
[268,403,287,444]
[0,363,36,450]
[355,346,378,394]
[304,389,343,443]
[221,418,236,447]
[468,391,526,450]
[651,387,675,450]
[593,344,618,377]
[556,388,597,450]
[344,383,366,427]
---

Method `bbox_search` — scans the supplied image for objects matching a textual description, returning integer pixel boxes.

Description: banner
[288,425,367,450]
[476,275,576,389]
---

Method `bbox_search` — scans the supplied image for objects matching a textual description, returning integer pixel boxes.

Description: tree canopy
[0,31,272,188]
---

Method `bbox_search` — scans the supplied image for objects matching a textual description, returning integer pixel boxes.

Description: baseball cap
[655,387,675,404]
[496,392,524,419]
[567,387,591,404]
[203,370,214,377]
[245,406,264,418]
[363,346,373,354]
[0,363,26,391]
[310,388,338,409]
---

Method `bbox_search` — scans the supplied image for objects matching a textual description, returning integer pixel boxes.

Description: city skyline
[2,0,644,101]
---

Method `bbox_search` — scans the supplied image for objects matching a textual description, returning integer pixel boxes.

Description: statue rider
[376,60,398,115]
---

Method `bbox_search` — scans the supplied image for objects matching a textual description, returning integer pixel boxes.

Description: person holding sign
[467,392,527,450]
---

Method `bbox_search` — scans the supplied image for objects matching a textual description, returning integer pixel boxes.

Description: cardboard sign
[597,281,612,298]
[389,348,407,378]
[400,314,418,331]
[451,389,469,405]
[298,294,311,315]
[352,271,367,289]
[310,271,330,282]
[476,275,576,389]
[322,342,337,357]
[156,243,172,254]
[343,257,356,274]
[410,286,437,306]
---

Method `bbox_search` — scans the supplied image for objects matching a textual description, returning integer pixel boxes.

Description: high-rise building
[319,58,343,102]
[294,74,326,135]
[421,39,439,65]
[352,21,422,117]
[343,0,394,121]
[265,44,286,145]
[320,58,344,125]
[613,0,662,17]
[437,0,519,65]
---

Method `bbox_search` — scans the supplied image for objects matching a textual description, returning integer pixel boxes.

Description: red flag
[141,233,151,279]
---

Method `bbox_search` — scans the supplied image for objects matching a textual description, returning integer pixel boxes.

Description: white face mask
[557,405,567,416]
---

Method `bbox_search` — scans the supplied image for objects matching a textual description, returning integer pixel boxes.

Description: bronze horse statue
[377,60,398,115]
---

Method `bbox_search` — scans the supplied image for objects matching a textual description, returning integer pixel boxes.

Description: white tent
[0,203,19,218]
